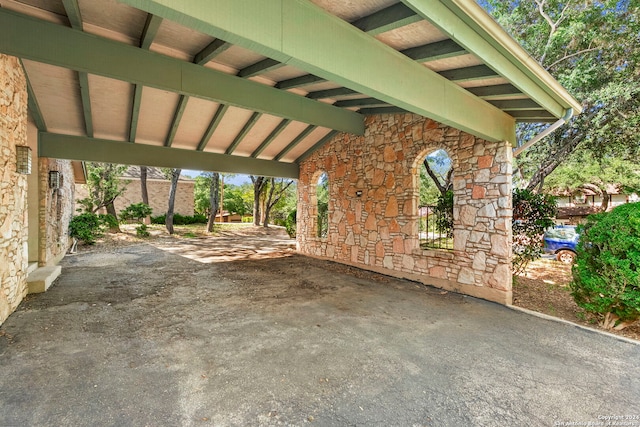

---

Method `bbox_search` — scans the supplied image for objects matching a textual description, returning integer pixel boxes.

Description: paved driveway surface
[1,230,638,426]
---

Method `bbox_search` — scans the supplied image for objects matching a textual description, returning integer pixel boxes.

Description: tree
[544,151,640,211]
[250,176,267,226]
[419,167,441,206]
[263,178,295,227]
[481,0,640,190]
[140,166,150,223]
[224,184,253,218]
[77,162,128,232]
[423,149,453,197]
[164,168,181,234]
[206,172,220,233]
[570,203,640,330]
[512,188,557,274]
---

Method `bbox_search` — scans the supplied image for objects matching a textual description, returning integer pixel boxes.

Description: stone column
[0,54,28,325]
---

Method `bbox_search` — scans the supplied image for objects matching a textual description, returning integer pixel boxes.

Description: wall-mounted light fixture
[16,145,32,174]
[355,190,363,198]
[49,170,61,189]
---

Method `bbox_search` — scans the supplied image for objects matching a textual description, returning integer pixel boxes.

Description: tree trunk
[105,201,121,233]
[251,176,266,226]
[140,166,150,224]
[165,168,181,235]
[206,172,220,232]
[219,174,225,224]
[423,159,452,196]
[263,178,294,227]
[600,189,610,212]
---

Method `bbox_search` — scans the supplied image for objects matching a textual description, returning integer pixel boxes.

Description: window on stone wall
[317,172,329,238]
[419,149,453,250]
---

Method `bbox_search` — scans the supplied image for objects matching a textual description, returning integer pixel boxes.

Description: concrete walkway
[0,232,638,426]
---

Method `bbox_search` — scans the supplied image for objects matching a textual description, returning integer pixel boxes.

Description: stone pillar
[0,54,28,325]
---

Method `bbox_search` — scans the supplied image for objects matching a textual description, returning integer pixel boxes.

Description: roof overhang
[0,0,580,176]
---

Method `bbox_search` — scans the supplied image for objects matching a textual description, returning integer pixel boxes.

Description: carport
[0,0,581,325]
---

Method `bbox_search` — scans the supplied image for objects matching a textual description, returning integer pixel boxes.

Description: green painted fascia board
[0,9,363,135]
[120,0,515,143]
[39,132,299,179]
[402,0,571,119]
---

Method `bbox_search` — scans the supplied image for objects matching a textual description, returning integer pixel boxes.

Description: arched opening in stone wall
[316,172,329,238]
[418,149,454,250]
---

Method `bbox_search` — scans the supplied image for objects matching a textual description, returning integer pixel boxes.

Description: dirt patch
[514,258,640,341]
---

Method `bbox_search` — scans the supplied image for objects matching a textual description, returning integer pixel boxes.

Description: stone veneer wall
[0,54,28,324]
[75,179,195,217]
[39,157,74,266]
[297,114,513,304]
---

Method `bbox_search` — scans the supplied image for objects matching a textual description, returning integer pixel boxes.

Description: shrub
[570,202,640,330]
[285,209,297,238]
[433,190,453,237]
[98,213,119,229]
[69,212,104,245]
[512,189,557,275]
[120,203,152,223]
[135,223,150,237]
[150,213,207,225]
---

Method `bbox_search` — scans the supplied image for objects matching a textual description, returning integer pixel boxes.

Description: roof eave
[444,0,583,116]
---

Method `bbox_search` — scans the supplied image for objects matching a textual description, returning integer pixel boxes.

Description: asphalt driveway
[1,229,638,426]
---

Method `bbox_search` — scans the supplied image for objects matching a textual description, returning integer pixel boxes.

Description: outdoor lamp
[49,171,61,189]
[16,146,32,174]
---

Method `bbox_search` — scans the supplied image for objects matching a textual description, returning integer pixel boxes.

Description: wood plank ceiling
[0,0,578,177]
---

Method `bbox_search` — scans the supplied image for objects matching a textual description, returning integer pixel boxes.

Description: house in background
[75,166,195,218]
[553,185,639,224]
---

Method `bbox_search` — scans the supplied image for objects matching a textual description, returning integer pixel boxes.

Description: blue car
[543,225,579,264]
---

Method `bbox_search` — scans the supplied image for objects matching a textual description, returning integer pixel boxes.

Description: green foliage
[266,179,297,227]
[79,162,129,213]
[433,190,453,237]
[570,203,640,328]
[481,0,640,188]
[135,223,150,238]
[194,174,214,215]
[224,185,253,217]
[120,203,153,223]
[512,189,557,274]
[317,173,329,238]
[98,214,119,230]
[419,167,440,206]
[285,209,297,238]
[544,151,640,205]
[151,213,207,225]
[69,212,104,245]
